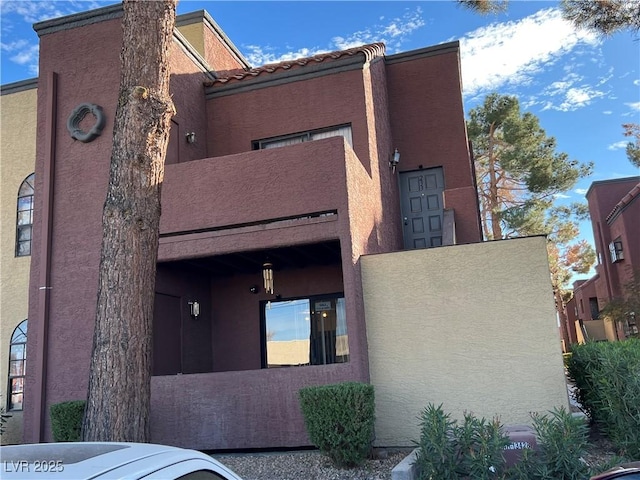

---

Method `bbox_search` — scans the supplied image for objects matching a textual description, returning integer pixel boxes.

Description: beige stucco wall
[583,319,607,341]
[362,236,569,446]
[0,84,37,444]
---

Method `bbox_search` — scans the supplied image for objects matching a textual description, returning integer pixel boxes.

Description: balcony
[161,137,353,235]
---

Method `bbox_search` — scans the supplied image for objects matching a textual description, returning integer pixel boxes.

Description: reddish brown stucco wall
[206,68,373,169]
[160,138,351,234]
[587,178,640,302]
[386,47,481,244]
[25,17,123,443]
[210,265,344,372]
[25,8,479,449]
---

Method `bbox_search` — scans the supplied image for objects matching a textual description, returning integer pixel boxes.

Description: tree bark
[487,122,503,240]
[82,0,177,442]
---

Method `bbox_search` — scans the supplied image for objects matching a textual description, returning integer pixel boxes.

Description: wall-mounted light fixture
[263,261,274,295]
[389,148,400,173]
[188,301,200,319]
[185,132,196,144]
[249,285,259,294]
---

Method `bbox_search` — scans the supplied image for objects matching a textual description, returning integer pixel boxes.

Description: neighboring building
[0,79,38,445]
[3,5,568,451]
[566,176,640,342]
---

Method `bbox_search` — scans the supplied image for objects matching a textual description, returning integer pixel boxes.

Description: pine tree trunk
[487,123,503,240]
[82,0,177,442]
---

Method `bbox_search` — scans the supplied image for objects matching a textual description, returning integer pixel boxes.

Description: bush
[414,405,608,480]
[50,400,85,442]
[298,382,375,468]
[567,339,640,458]
[508,408,592,480]
[0,405,11,437]
[414,404,510,480]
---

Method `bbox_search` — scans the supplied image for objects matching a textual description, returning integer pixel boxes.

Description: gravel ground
[212,432,620,480]
[212,449,411,480]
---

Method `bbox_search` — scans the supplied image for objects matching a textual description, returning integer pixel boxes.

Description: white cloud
[602,110,613,115]
[0,1,108,24]
[533,68,608,111]
[10,44,39,65]
[553,86,606,111]
[242,45,328,67]
[0,39,29,52]
[626,101,640,111]
[608,140,629,151]
[243,6,425,67]
[459,8,599,97]
[634,79,640,86]
[575,188,588,195]
[1,1,114,77]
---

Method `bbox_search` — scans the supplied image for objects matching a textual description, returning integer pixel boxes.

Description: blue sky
[1,1,639,281]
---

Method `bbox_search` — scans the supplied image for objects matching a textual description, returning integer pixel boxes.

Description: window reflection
[16,173,34,257]
[8,320,27,410]
[264,296,348,368]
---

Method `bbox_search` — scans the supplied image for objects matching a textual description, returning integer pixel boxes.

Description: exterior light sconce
[185,132,196,144]
[188,301,200,319]
[263,261,274,295]
[389,148,400,173]
[249,285,259,294]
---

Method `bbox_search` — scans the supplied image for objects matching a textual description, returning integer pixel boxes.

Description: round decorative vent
[67,103,105,143]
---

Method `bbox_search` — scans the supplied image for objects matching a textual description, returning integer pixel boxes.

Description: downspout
[31,71,57,442]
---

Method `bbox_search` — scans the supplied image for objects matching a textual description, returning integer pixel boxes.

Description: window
[8,320,27,411]
[608,238,624,263]
[16,173,35,257]
[254,125,353,150]
[589,297,599,321]
[263,294,348,368]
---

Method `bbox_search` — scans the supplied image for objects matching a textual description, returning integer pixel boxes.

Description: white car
[0,442,244,480]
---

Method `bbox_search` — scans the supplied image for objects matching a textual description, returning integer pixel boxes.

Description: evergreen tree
[459,0,640,37]
[623,123,640,168]
[467,93,595,295]
[82,0,177,442]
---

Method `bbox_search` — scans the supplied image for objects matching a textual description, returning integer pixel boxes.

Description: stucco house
[0,79,37,445]
[565,176,640,343]
[2,4,570,450]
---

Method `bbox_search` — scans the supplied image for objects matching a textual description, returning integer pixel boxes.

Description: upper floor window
[8,320,27,411]
[254,125,352,150]
[608,238,624,263]
[262,294,348,368]
[16,173,35,257]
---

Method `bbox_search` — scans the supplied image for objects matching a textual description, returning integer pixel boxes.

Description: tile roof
[205,42,386,87]
[606,181,640,223]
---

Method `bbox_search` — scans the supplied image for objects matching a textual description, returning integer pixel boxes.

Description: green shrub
[298,382,375,468]
[508,408,592,480]
[413,404,510,480]
[567,339,640,458]
[0,405,11,437]
[50,400,85,442]
[413,405,609,480]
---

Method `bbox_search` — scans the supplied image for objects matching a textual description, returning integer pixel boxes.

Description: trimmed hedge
[299,382,375,468]
[50,400,85,442]
[567,339,640,458]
